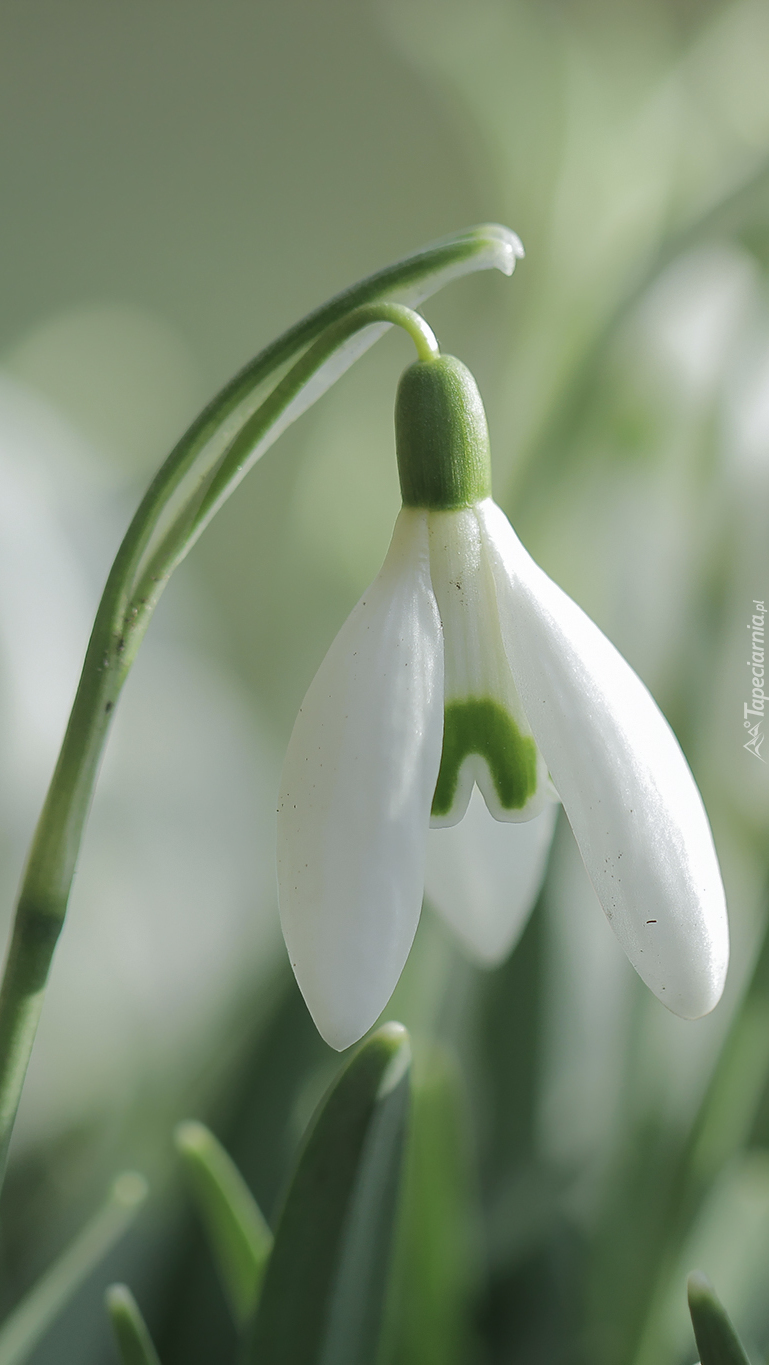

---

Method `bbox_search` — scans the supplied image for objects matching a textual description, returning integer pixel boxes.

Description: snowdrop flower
[278,353,728,1050]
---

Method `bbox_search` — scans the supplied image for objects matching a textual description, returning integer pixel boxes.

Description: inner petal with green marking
[431,698,538,820]
[425,506,550,827]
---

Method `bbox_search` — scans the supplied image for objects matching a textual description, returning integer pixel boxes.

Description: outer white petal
[425,790,558,965]
[277,507,444,1050]
[478,499,728,1019]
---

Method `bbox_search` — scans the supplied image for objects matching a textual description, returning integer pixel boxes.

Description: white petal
[277,507,444,1050]
[425,790,558,965]
[479,500,728,1019]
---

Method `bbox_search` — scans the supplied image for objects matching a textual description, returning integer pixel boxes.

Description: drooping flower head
[278,348,728,1050]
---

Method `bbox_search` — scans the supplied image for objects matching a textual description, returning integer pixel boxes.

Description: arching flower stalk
[278,353,729,1050]
[0,226,526,1188]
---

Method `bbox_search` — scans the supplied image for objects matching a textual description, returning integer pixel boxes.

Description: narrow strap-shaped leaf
[105,1285,162,1365]
[380,1046,474,1365]
[687,1272,752,1365]
[174,1120,273,1327]
[246,1022,412,1364]
[0,1172,147,1365]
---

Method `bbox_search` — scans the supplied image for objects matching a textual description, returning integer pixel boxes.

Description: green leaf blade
[105,1285,162,1365]
[247,1021,412,1365]
[381,1046,476,1365]
[688,1272,752,1365]
[174,1119,273,1327]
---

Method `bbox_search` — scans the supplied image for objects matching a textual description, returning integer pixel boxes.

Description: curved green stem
[129,303,438,631]
[0,226,518,1188]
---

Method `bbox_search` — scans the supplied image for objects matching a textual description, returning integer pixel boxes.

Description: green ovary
[431,697,538,817]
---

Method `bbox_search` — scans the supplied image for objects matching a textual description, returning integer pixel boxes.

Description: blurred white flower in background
[536,243,769,1240]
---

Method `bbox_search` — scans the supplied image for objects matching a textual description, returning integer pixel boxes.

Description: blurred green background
[0,0,768,1361]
